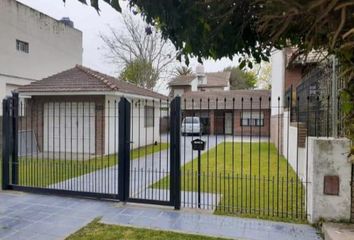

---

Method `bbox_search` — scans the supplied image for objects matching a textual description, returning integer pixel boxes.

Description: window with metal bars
[240,111,264,126]
[16,39,29,53]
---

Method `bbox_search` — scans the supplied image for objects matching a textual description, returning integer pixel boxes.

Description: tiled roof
[168,75,197,86]
[286,48,326,68]
[181,89,271,110]
[199,72,231,88]
[17,65,168,100]
[169,72,230,88]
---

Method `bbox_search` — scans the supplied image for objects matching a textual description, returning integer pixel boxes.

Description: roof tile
[18,65,167,100]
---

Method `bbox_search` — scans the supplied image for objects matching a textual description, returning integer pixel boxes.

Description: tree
[119,58,158,89]
[76,1,354,62]
[75,0,269,66]
[253,63,272,90]
[174,66,193,76]
[224,66,257,90]
[75,0,354,152]
[99,14,177,88]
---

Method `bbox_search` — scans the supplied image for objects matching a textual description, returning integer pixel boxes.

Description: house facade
[0,0,83,102]
[182,90,271,136]
[169,66,270,136]
[17,65,167,156]
[169,65,231,97]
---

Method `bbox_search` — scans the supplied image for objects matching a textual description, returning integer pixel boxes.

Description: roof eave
[18,90,168,101]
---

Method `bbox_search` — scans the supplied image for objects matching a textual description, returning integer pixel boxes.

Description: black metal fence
[295,61,345,137]
[176,96,308,221]
[2,92,345,222]
[1,94,179,207]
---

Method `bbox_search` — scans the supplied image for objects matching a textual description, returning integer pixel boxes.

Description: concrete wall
[282,111,306,180]
[0,0,82,101]
[104,95,119,155]
[281,111,352,223]
[270,50,286,150]
[270,50,285,116]
[306,137,351,223]
[271,114,283,153]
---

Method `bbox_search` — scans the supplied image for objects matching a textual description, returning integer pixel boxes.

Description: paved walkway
[0,191,321,240]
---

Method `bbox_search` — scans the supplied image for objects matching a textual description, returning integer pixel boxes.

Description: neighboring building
[169,65,231,97]
[270,48,337,151]
[270,49,353,224]
[169,65,270,136]
[17,65,167,156]
[0,0,83,102]
[181,90,270,136]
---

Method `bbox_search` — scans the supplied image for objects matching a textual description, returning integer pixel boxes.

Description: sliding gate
[2,93,181,209]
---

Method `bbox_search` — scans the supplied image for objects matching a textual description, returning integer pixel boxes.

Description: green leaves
[127,0,270,63]
[224,66,257,90]
[119,58,158,89]
[239,60,246,70]
[69,0,122,12]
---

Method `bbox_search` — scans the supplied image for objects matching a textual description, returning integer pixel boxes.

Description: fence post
[331,55,338,138]
[170,96,181,210]
[118,97,131,201]
[2,98,10,190]
[11,92,19,185]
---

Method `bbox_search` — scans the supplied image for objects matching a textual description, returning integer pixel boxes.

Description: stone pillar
[307,137,351,223]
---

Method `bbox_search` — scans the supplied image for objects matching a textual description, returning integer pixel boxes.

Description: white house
[17,65,168,156]
[169,65,231,97]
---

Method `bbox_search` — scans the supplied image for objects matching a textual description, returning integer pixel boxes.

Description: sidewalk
[0,191,321,240]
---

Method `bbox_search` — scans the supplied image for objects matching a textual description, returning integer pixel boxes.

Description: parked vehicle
[181,117,202,135]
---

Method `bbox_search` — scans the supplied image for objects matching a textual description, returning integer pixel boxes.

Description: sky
[18,0,241,92]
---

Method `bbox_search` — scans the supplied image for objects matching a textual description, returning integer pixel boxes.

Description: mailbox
[191,139,206,151]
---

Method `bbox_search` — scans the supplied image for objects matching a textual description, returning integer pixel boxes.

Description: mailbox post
[191,138,206,208]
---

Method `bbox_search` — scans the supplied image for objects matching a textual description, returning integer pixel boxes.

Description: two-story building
[0,0,83,151]
[0,0,83,101]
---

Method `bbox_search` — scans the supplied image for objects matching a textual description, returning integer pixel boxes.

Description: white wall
[130,98,162,151]
[307,137,351,223]
[104,95,120,155]
[282,111,352,223]
[191,78,198,92]
[282,111,306,181]
[173,89,185,97]
[0,0,82,101]
[270,50,285,116]
[104,95,163,155]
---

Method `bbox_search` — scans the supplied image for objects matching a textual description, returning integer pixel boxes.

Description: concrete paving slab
[0,191,322,240]
[322,223,354,240]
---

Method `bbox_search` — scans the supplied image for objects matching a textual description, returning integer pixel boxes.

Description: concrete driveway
[50,135,269,200]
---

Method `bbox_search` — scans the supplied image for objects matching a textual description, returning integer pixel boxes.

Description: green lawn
[152,142,306,222]
[66,219,229,240]
[1,143,168,188]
